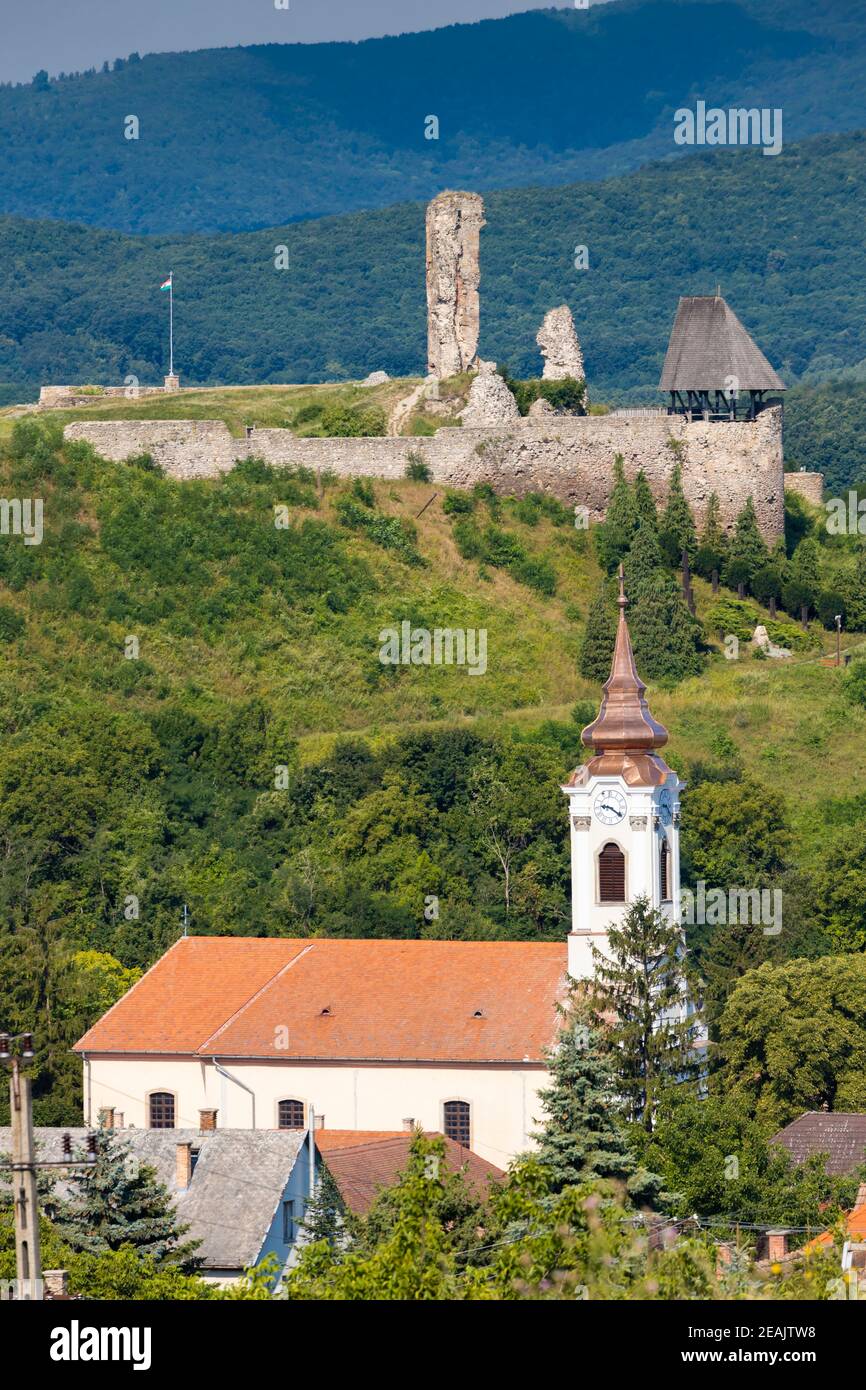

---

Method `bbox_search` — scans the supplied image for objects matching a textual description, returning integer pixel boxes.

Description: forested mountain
[0,0,863,234]
[2,131,866,443]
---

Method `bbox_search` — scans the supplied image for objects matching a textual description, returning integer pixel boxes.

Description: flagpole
[169,272,174,378]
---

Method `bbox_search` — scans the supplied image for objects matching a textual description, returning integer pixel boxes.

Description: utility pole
[835,613,842,668]
[1,1032,97,1301]
[7,1035,40,1300]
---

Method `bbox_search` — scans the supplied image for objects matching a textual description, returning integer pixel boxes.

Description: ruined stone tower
[426,191,485,378]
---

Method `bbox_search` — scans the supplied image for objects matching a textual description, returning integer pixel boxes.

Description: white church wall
[83,1055,548,1169]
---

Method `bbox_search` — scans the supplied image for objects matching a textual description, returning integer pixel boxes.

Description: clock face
[593,789,626,826]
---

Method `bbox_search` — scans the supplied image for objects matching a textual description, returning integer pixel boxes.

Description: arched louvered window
[278,1099,305,1130]
[443,1100,471,1149]
[148,1092,175,1129]
[660,837,671,902]
[598,842,626,904]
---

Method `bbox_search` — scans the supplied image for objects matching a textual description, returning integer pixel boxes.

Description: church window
[148,1092,175,1128]
[660,837,671,902]
[278,1099,305,1130]
[443,1100,470,1148]
[598,842,626,903]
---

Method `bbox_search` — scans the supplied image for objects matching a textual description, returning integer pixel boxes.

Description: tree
[629,573,704,682]
[643,1089,862,1226]
[716,955,866,1126]
[632,470,658,531]
[594,456,636,572]
[679,774,789,887]
[579,581,617,682]
[659,461,697,562]
[811,825,866,952]
[724,497,768,589]
[299,1164,347,1249]
[53,1132,199,1268]
[693,493,728,578]
[590,897,700,1131]
[623,517,665,596]
[535,1006,636,1191]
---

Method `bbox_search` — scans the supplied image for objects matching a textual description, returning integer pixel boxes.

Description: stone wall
[426,191,485,377]
[65,406,786,540]
[783,471,824,506]
[39,385,170,410]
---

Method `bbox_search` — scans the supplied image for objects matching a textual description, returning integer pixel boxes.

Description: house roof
[74,936,568,1064]
[771,1112,866,1177]
[806,1205,866,1253]
[315,1130,505,1215]
[0,1127,307,1272]
[659,295,786,393]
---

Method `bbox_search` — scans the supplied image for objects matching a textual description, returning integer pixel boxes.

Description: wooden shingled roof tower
[660,294,785,419]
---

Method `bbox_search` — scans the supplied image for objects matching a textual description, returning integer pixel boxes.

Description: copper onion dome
[566,566,672,788]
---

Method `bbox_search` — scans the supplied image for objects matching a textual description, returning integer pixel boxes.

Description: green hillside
[2,129,866,434]
[0,0,856,234]
[1,418,865,1121]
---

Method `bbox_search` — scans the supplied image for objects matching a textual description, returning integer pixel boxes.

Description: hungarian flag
[160,275,172,291]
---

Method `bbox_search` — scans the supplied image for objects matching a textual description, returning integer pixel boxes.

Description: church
[74,573,685,1169]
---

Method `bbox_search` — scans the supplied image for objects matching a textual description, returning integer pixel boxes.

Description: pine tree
[595,456,637,573]
[535,1007,636,1191]
[694,493,729,579]
[590,897,701,1132]
[723,496,768,588]
[633,470,658,532]
[630,573,704,682]
[299,1163,346,1249]
[53,1132,199,1268]
[623,518,665,596]
[579,582,617,682]
[660,462,697,562]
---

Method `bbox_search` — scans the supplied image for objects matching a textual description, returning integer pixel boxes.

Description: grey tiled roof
[659,295,786,392]
[0,1127,307,1271]
[771,1112,866,1177]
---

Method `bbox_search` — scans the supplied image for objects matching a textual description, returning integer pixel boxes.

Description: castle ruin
[53,190,822,544]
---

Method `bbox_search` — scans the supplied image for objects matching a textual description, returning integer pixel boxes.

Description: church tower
[562,567,685,978]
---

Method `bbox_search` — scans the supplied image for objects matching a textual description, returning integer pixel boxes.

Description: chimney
[402,1117,415,1132]
[114,1112,124,1129]
[767,1229,789,1263]
[856,1183,866,1209]
[199,1108,218,1133]
[314,1113,325,1130]
[97,1108,115,1130]
[176,1142,193,1190]
[43,1270,69,1299]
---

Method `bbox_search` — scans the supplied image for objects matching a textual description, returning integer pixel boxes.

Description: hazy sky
[0,1,608,85]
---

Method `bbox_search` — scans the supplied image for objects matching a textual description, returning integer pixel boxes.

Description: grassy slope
[0,432,860,871]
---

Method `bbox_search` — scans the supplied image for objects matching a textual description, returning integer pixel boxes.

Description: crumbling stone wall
[426,191,485,377]
[783,471,824,506]
[65,407,786,540]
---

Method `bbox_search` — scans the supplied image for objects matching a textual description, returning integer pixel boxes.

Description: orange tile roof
[807,1204,866,1250]
[315,1130,505,1214]
[75,936,568,1064]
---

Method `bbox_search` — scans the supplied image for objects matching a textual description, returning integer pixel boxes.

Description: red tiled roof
[807,1205,866,1250]
[315,1130,505,1214]
[74,936,567,1064]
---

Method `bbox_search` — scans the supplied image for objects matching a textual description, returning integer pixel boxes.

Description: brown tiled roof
[315,1130,505,1215]
[74,936,567,1063]
[771,1112,866,1177]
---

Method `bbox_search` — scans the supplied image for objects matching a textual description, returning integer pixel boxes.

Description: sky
[0,1,608,85]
